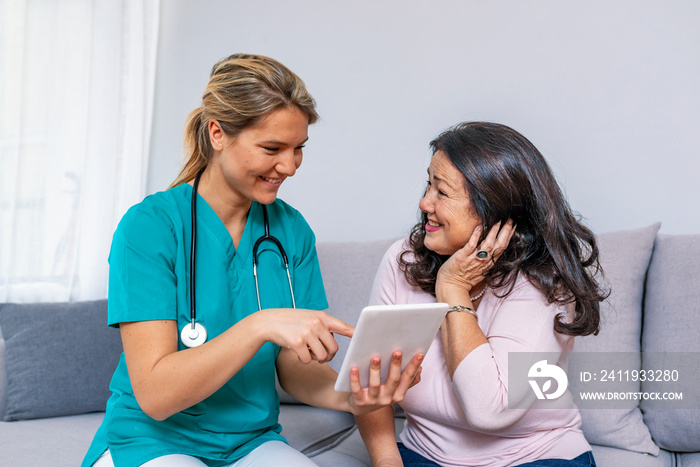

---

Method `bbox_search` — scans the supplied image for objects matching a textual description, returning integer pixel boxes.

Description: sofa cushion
[572,223,660,454]
[678,453,700,467]
[279,404,356,457]
[310,427,372,467]
[0,300,122,421]
[590,445,674,467]
[640,234,700,452]
[0,412,104,466]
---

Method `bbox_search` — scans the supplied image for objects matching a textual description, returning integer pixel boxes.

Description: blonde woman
[82,54,421,467]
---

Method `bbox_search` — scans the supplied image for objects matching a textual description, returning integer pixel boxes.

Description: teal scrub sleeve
[107,203,178,327]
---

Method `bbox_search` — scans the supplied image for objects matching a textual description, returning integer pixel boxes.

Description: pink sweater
[369,239,591,467]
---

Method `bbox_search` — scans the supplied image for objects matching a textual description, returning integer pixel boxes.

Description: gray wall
[148,1,700,242]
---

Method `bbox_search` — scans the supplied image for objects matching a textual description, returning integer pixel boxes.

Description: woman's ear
[208,120,225,151]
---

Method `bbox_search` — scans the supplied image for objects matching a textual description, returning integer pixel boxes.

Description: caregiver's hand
[437,219,516,296]
[347,351,423,416]
[257,308,354,364]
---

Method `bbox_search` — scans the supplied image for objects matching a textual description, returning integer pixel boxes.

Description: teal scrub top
[82,184,328,467]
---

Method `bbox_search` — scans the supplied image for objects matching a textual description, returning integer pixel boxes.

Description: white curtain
[0,0,160,302]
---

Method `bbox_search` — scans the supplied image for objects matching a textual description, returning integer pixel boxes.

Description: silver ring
[476,250,489,260]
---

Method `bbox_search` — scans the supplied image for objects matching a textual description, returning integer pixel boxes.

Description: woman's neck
[192,170,252,248]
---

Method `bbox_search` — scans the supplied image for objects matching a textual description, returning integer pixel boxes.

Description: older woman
[357,122,606,467]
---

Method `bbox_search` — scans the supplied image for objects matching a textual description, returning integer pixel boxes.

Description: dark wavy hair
[400,122,606,336]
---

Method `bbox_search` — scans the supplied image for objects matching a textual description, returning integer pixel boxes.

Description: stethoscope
[180,168,297,348]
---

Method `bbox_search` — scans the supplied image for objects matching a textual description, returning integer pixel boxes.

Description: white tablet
[334,302,449,392]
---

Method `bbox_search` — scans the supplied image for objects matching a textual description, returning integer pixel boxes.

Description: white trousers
[93,441,318,467]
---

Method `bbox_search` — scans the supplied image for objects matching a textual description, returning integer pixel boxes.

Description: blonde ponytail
[169,54,318,189]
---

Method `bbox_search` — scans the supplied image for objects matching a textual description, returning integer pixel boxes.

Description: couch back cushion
[640,234,700,451]
[572,223,660,454]
[317,239,398,373]
[0,300,122,421]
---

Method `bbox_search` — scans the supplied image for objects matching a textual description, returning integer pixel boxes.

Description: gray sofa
[1,223,699,466]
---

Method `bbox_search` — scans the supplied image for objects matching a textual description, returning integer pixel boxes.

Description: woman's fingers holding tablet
[368,356,382,398]
[347,352,424,415]
[379,351,410,397]
[399,353,424,392]
[412,365,423,387]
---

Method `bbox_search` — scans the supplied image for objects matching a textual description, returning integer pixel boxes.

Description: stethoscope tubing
[183,168,296,347]
[252,203,296,311]
[189,168,203,332]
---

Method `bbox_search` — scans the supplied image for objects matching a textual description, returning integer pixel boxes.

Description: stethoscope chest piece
[180,322,207,348]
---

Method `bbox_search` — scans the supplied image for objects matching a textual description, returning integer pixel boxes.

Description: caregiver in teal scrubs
[82,54,423,467]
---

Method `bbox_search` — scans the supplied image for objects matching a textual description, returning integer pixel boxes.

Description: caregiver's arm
[122,307,352,421]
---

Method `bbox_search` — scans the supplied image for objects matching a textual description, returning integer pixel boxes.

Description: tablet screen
[334,302,449,392]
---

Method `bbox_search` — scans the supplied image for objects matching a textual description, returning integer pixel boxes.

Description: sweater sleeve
[450,279,573,433]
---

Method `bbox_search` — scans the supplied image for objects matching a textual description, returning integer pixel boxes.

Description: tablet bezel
[334,302,449,392]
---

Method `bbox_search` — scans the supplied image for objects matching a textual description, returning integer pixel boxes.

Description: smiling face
[418,150,482,256]
[207,105,309,208]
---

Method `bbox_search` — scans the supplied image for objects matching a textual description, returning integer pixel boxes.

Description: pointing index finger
[325,315,355,338]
